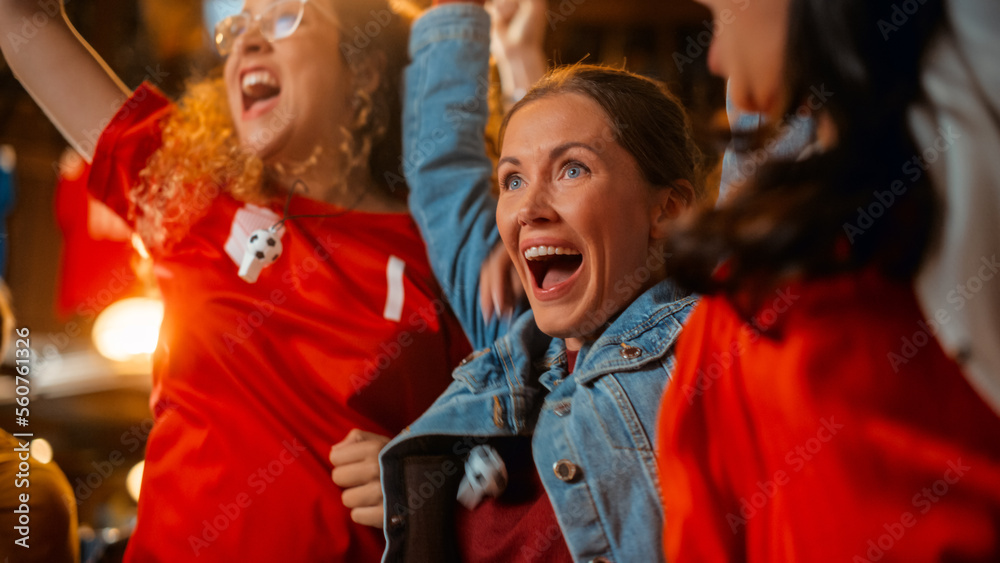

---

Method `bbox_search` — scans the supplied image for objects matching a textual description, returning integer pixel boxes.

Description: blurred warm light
[102,527,121,545]
[131,233,150,259]
[92,298,164,362]
[127,461,144,503]
[30,438,53,464]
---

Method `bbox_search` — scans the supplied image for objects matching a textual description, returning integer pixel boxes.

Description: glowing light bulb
[30,438,53,464]
[92,298,164,362]
[127,461,144,503]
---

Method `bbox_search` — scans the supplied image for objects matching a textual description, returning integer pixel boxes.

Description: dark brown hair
[664,0,944,299]
[499,64,706,203]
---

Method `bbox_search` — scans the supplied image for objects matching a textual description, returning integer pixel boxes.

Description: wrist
[433,0,486,5]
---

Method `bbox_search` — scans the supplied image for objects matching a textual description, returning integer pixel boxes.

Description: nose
[516,181,558,227]
[235,24,270,55]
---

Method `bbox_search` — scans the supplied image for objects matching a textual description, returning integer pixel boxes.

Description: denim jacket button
[553,459,579,482]
[389,514,404,529]
[619,344,641,359]
[459,348,488,366]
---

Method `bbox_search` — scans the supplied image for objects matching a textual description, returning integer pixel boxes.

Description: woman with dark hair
[372,3,706,561]
[0,0,470,560]
[657,0,1000,560]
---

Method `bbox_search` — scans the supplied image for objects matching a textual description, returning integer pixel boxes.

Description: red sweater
[658,270,1000,562]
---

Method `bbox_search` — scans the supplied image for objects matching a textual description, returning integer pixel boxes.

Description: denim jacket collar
[576,279,695,384]
[452,279,694,398]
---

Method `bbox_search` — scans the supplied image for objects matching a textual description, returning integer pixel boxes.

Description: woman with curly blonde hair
[0,0,469,560]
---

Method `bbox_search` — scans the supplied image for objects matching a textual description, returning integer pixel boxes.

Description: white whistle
[238,228,283,283]
[457,445,507,510]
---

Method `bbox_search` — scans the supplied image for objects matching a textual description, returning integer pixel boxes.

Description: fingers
[331,428,389,450]
[351,505,385,529]
[331,455,382,487]
[329,429,388,529]
[480,243,523,323]
[329,430,390,464]
[342,480,383,510]
[329,429,390,489]
[480,262,496,322]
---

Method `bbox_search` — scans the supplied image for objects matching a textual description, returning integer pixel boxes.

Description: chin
[534,308,600,342]
[237,125,291,162]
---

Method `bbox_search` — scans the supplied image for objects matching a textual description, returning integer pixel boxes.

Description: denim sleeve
[403,5,525,349]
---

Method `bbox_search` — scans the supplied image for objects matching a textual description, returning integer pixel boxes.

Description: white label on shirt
[383,256,405,322]
[224,204,284,268]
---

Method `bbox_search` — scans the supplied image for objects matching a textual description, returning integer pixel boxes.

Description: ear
[649,179,696,240]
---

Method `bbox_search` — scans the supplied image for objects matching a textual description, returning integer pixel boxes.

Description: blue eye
[504,176,523,191]
[563,162,588,179]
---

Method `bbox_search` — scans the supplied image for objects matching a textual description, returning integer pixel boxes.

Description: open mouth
[523,245,583,291]
[240,69,281,114]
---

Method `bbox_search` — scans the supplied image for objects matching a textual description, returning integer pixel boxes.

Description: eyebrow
[497,142,600,168]
[550,142,599,159]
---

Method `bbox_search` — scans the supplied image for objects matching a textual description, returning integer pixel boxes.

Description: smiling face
[697,0,790,116]
[497,93,675,348]
[223,0,353,163]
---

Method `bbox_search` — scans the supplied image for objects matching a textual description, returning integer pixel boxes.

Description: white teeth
[523,245,581,261]
[241,70,279,95]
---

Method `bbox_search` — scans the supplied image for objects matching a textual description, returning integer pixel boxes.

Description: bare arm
[0,0,130,161]
[486,0,547,110]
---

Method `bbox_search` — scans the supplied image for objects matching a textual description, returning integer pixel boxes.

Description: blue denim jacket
[379,6,697,562]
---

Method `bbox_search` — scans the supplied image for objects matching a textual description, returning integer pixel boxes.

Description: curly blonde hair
[133,73,267,250]
[131,0,412,251]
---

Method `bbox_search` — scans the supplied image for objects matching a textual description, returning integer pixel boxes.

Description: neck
[268,151,406,213]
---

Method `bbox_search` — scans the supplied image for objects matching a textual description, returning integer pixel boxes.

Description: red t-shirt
[454,351,576,562]
[658,270,1000,561]
[89,84,470,562]
[455,440,573,562]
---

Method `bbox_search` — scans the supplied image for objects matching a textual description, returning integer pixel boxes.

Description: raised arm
[403,4,527,350]
[0,0,129,161]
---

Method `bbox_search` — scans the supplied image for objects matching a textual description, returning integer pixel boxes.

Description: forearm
[404,4,512,348]
[0,0,129,161]
[494,44,546,108]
